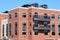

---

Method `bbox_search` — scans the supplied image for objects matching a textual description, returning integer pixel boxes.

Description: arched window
[34,12,38,18]
[44,13,47,19]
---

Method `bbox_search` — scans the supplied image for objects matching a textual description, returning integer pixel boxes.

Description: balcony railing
[34,26,50,30]
[34,17,50,21]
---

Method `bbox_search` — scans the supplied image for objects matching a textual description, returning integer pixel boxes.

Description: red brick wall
[8,7,60,40]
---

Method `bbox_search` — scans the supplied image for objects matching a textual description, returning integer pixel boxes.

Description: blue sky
[0,0,60,12]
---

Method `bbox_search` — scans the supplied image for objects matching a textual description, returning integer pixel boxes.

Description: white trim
[8,6,29,11]
[8,6,60,12]
[0,13,8,15]
[30,7,60,11]
[1,19,8,39]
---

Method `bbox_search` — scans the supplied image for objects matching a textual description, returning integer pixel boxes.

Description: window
[9,14,12,19]
[44,13,47,19]
[22,32,26,35]
[9,23,11,35]
[44,32,48,35]
[34,12,38,14]
[44,22,48,26]
[34,21,38,26]
[22,22,26,35]
[52,32,55,35]
[44,30,48,35]
[59,32,60,35]
[58,14,60,19]
[34,32,38,35]
[15,12,18,17]
[6,24,8,36]
[52,23,55,35]
[51,14,55,19]
[22,22,26,31]
[58,24,60,27]
[22,12,26,18]
[34,30,38,35]
[44,22,47,25]
[34,12,38,18]
[2,24,4,36]
[44,13,47,15]
[58,23,60,35]
[15,22,18,35]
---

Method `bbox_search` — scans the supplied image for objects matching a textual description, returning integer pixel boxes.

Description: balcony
[34,26,50,30]
[34,17,50,21]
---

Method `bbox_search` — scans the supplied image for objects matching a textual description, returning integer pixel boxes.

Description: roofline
[8,6,60,12]
[8,6,29,11]
[0,13,8,15]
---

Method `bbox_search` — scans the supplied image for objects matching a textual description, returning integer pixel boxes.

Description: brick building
[0,13,8,40]
[8,3,60,40]
[1,3,60,40]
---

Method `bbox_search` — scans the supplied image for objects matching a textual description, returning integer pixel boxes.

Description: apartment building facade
[7,6,60,40]
[1,3,60,40]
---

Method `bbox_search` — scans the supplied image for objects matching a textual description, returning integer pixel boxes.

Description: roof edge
[8,6,60,12]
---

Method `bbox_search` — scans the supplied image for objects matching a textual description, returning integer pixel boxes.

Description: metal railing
[34,17,50,21]
[34,26,50,30]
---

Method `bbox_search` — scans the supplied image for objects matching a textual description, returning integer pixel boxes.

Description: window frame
[22,12,26,18]
[2,24,4,36]
[34,30,38,35]
[34,12,38,18]
[58,23,60,35]
[58,14,60,19]
[15,12,18,18]
[9,23,12,35]
[51,14,55,19]
[22,22,26,35]
[9,14,12,19]
[44,13,47,19]
[6,24,8,36]
[15,22,18,35]
[51,23,55,35]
